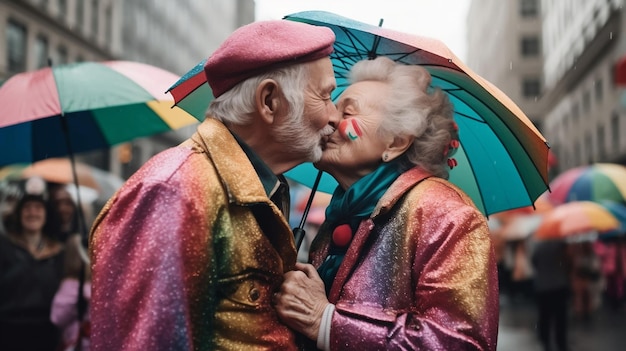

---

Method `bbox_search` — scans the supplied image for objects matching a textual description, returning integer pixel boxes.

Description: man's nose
[327,105,341,130]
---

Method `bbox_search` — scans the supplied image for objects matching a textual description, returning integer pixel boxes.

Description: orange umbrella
[534,201,620,241]
[0,158,125,201]
[21,158,100,190]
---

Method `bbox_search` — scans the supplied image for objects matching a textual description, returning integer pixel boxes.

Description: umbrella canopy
[496,214,544,242]
[0,60,198,166]
[167,11,550,216]
[534,201,621,241]
[0,158,125,201]
[597,201,626,239]
[282,11,549,216]
[547,163,626,205]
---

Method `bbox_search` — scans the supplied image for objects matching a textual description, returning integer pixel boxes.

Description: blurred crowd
[493,220,626,312]
[0,177,93,351]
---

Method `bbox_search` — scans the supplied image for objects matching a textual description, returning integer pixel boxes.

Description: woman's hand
[274,262,329,340]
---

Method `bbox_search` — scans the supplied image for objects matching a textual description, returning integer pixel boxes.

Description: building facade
[1,0,254,177]
[540,0,625,171]
[467,0,547,129]
[466,0,626,177]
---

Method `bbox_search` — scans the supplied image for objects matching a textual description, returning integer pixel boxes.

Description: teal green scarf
[318,161,402,293]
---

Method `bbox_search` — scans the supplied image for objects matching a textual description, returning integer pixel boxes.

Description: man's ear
[255,79,282,125]
[385,134,415,161]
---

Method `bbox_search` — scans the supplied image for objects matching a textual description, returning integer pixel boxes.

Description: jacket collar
[371,166,432,217]
[187,118,275,206]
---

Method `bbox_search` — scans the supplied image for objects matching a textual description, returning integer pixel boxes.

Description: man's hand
[274,262,329,340]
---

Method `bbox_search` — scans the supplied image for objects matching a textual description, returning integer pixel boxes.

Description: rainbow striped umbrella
[0,61,198,166]
[547,163,626,205]
[534,201,621,241]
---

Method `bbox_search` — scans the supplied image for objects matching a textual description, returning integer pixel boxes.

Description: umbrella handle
[293,170,324,250]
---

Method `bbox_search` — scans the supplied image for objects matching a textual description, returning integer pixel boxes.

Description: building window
[522,78,541,98]
[597,125,605,160]
[76,0,84,30]
[520,0,539,17]
[7,19,27,73]
[572,102,580,125]
[56,45,68,65]
[521,36,540,56]
[58,0,67,20]
[574,141,581,165]
[34,35,49,69]
[92,0,99,38]
[612,112,620,149]
[582,90,591,113]
[595,78,603,102]
[105,5,112,46]
[585,132,593,163]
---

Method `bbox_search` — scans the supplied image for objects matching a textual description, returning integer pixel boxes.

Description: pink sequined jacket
[309,167,499,350]
[90,119,298,350]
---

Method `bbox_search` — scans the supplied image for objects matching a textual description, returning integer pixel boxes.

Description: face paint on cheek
[338,118,363,141]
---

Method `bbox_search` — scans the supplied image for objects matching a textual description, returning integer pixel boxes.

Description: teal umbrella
[283,11,550,217]
[167,11,550,219]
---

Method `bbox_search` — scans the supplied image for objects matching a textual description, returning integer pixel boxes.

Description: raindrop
[510,62,513,70]
[609,32,613,40]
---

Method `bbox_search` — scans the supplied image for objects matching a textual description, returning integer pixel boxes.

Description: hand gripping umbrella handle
[293,170,324,251]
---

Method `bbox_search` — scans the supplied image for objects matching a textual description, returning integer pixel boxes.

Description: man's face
[316,80,391,182]
[282,57,337,163]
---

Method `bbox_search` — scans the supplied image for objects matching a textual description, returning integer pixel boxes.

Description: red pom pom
[332,224,353,248]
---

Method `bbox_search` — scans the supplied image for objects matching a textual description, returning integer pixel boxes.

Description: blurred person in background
[51,233,91,351]
[594,237,626,309]
[89,20,337,350]
[0,178,65,351]
[0,181,22,235]
[274,57,498,350]
[48,184,80,243]
[569,241,602,322]
[531,239,571,351]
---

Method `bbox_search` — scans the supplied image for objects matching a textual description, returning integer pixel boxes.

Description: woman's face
[316,80,392,185]
[20,201,46,233]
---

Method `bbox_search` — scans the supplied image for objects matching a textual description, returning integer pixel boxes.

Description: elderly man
[89,20,337,350]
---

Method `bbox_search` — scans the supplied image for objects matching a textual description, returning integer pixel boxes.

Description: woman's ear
[384,134,415,162]
[255,79,282,125]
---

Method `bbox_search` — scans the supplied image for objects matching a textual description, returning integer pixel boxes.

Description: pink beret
[204,20,335,98]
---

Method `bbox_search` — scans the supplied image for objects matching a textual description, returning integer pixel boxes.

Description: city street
[498,296,626,351]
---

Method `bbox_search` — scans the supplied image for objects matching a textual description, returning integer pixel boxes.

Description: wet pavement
[497,295,626,351]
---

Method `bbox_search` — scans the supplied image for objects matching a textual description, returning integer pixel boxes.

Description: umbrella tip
[378,18,384,27]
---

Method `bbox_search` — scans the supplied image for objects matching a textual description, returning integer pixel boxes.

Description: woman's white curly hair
[349,57,459,179]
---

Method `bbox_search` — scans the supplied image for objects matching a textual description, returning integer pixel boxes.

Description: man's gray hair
[206,64,308,126]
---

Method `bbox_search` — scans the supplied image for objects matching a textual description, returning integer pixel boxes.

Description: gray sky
[255,0,471,61]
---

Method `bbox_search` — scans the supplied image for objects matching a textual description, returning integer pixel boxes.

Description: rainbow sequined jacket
[309,167,499,350]
[90,119,298,350]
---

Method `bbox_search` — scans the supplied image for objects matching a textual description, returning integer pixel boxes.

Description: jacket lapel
[327,167,431,302]
[184,119,297,270]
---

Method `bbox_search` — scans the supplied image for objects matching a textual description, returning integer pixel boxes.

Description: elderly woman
[275,57,498,350]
